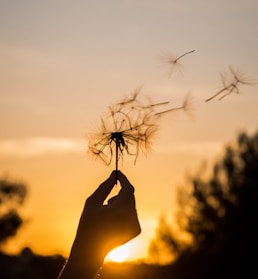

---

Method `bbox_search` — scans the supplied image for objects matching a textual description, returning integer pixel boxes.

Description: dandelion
[160,50,195,79]
[88,87,191,171]
[205,66,252,102]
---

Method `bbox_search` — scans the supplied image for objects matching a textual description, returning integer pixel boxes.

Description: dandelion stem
[115,139,118,171]
[174,49,195,63]
[115,136,119,181]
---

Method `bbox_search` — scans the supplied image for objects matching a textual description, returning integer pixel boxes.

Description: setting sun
[106,243,131,263]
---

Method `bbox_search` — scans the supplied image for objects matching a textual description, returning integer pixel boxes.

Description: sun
[106,243,130,263]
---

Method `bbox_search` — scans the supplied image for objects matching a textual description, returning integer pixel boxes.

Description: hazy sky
[0,0,257,261]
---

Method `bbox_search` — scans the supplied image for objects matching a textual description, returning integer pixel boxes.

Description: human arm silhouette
[57,170,141,279]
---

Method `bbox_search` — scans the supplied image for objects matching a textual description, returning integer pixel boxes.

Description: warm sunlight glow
[106,243,130,263]
[1,1,257,272]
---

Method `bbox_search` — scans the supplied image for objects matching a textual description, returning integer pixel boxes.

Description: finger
[108,192,136,213]
[107,195,119,205]
[106,171,135,208]
[90,171,117,204]
[117,171,135,195]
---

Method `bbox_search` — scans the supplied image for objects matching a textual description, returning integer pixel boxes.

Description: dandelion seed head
[159,52,184,79]
[158,50,195,79]
[87,88,189,170]
[205,66,254,102]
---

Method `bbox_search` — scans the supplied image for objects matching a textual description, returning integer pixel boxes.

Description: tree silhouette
[0,176,27,250]
[149,128,258,277]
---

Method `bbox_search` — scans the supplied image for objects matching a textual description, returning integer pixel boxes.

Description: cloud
[156,141,223,157]
[0,137,84,158]
[0,138,223,160]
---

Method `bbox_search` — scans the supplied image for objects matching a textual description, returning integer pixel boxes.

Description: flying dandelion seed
[160,50,195,79]
[88,87,191,172]
[205,66,252,102]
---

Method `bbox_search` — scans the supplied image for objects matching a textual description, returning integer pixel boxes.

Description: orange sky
[0,0,257,262]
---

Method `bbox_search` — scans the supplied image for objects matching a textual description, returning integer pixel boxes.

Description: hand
[58,170,141,279]
[78,170,141,258]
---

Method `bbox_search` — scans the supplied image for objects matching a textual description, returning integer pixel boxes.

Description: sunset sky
[0,0,257,262]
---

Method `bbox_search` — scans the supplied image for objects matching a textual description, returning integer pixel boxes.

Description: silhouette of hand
[76,170,141,258]
[58,170,141,279]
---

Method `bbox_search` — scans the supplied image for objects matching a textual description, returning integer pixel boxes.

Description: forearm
[57,237,104,279]
[57,260,102,279]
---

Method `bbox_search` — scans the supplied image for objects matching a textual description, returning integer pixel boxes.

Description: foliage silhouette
[0,247,65,279]
[149,128,258,278]
[0,177,27,249]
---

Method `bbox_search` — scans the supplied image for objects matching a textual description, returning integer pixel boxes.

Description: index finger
[89,171,117,204]
[117,171,135,195]
[107,171,136,208]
